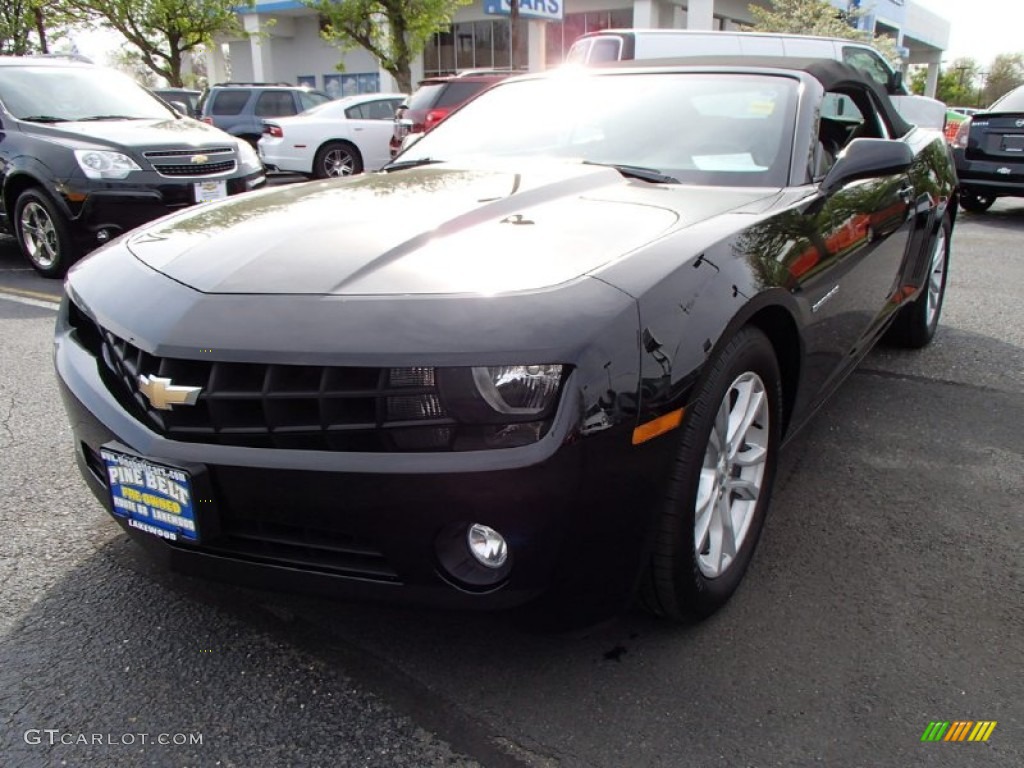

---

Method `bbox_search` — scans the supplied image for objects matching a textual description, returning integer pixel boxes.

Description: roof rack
[454,68,525,77]
[28,53,94,64]
[211,81,294,88]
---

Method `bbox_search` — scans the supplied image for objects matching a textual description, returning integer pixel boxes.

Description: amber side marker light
[632,408,685,445]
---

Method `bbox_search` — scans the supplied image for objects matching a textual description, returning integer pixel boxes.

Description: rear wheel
[959,190,994,213]
[887,215,950,348]
[14,188,78,278]
[641,327,781,621]
[313,141,363,178]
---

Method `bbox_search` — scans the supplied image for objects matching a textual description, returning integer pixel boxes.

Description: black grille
[70,307,458,452]
[152,160,236,177]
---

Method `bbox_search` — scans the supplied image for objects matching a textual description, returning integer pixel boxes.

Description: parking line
[0,287,61,310]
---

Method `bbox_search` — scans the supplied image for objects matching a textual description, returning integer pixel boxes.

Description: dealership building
[211,0,950,97]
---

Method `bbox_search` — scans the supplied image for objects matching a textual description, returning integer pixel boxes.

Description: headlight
[381,364,566,451]
[472,365,563,415]
[236,140,263,173]
[73,149,141,180]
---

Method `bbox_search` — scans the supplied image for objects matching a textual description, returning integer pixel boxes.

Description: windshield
[988,85,1024,113]
[397,72,797,187]
[0,65,175,121]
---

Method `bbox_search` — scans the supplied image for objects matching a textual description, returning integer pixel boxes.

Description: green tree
[306,0,472,93]
[66,0,246,86]
[0,0,73,54]
[747,0,901,66]
[909,57,981,106]
[983,53,1024,106]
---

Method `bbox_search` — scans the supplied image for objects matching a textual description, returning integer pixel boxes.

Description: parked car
[0,57,266,277]
[259,92,406,177]
[951,84,1024,212]
[199,82,331,147]
[389,71,511,157]
[944,108,968,143]
[565,29,946,131]
[152,87,201,118]
[57,59,957,625]
[566,29,907,93]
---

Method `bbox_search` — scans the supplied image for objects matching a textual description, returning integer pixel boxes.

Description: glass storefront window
[545,9,633,66]
[423,19,528,78]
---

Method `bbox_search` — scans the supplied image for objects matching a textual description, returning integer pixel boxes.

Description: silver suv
[199,82,331,147]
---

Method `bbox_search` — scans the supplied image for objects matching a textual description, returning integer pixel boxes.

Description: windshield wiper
[583,161,679,184]
[75,115,145,122]
[19,115,68,123]
[384,157,443,172]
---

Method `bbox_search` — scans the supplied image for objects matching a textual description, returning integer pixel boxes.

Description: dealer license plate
[1002,135,1024,153]
[100,449,198,542]
[194,179,228,203]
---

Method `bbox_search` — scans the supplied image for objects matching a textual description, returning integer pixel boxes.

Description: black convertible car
[56,59,958,623]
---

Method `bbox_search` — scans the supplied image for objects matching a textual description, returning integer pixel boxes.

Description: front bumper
[55,299,674,618]
[60,170,267,244]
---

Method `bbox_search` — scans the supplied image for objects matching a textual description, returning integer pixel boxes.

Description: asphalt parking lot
[0,200,1021,767]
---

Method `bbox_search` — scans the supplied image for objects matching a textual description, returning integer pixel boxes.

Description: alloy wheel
[695,371,770,578]
[323,148,355,177]
[925,224,947,328]
[19,201,60,270]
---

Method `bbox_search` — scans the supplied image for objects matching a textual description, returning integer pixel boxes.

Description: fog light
[467,523,507,568]
[96,229,111,243]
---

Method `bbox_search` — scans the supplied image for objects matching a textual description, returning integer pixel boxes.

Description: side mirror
[889,69,905,95]
[169,101,190,117]
[821,138,914,196]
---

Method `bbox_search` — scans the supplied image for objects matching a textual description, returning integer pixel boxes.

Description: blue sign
[484,0,563,22]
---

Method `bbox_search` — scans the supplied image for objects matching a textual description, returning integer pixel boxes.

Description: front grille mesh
[69,305,458,452]
[143,147,236,178]
[152,160,236,177]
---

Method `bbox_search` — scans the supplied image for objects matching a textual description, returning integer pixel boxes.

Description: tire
[886,215,951,349]
[959,190,994,213]
[313,141,363,179]
[641,326,782,621]
[14,188,78,278]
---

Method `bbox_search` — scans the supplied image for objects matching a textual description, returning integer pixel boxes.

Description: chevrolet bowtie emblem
[138,375,202,410]
[191,154,209,164]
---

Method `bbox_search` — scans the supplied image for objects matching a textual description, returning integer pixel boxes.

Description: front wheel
[959,190,994,213]
[886,215,951,349]
[14,188,78,278]
[313,141,363,178]
[641,327,781,621]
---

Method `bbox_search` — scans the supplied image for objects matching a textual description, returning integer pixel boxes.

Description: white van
[567,29,903,91]
[565,29,947,128]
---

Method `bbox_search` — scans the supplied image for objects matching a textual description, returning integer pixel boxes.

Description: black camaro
[56,59,958,624]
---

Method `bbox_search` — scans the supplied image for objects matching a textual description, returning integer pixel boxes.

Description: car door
[345,99,403,171]
[793,87,913,391]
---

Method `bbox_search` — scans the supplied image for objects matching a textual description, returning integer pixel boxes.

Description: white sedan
[258,92,406,177]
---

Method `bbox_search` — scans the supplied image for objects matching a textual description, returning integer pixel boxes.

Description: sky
[912,0,1023,64]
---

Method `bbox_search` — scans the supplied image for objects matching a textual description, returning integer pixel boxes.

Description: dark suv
[0,57,267,276]
[951,84,1024,212]
[389,72,511,157]
[200,82,331,147]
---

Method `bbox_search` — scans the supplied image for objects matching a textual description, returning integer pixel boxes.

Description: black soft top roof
[611,55,912,137]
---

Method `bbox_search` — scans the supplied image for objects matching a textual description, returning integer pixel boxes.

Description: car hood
[125,163,775,295]
[29,117,237,151]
